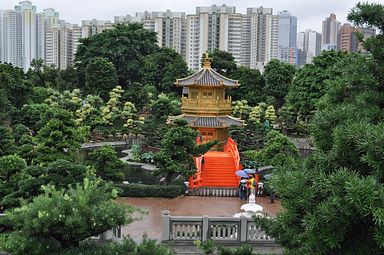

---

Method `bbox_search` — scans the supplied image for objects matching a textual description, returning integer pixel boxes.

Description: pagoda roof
[175,53,239,88]
[169,114,244,128]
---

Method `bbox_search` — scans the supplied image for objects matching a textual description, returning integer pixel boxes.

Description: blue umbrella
[243,168,256,174]
[235,170,249,178]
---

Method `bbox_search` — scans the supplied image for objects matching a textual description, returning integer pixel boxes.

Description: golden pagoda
[170,53,244,148]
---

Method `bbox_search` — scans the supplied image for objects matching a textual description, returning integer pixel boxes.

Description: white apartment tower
[136,10,187,58]
[45,22,81,69]
[186,5,242,70]
[0,1,47,70]
[36,12,45,61]
[81,19,114,38]
[298,29,322,64]
[0,10,18,66]
[15,1,37,71]
[246,7,279,70]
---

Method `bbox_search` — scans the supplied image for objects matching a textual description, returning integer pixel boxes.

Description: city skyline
[1,0,383,33]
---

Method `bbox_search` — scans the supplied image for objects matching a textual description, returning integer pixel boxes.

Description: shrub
[0,178,137,254]
[117,183,185,198]
[58,236,174,255]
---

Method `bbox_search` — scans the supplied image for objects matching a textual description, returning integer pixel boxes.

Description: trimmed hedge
[59,237,174,255]
[117,183,185,198]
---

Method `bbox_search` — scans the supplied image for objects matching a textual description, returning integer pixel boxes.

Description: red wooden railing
[224,137,241,170]
[189,155,204,188]
[189,137,241,189]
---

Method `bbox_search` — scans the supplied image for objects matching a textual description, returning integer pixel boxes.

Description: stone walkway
[117,196,281,243]
[81,141,128,149]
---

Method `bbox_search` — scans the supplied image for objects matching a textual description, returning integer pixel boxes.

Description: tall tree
[35,107,89,164]
[84,57,118,99]
[285,50,346,116]
[75,23,158,88]
[154,119,218,183]
[228,66,264,106]
[255,4,384,254]
[143,47,188,94]
[0,63,31,122]
[263,59,296,109]
[206,49,237,76]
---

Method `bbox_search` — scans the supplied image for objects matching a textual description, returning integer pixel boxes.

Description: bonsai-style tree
[1,178,137,254]
[87,145,125,182]
[154,119,218,183]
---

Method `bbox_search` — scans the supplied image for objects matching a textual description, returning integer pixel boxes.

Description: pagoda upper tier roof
[175,54,239,87]
[169,114,244,128]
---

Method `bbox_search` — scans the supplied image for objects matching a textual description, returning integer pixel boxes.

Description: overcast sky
[1,0,383,32]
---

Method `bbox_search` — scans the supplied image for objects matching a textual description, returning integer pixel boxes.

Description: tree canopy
[263,59,296,108]
[76,23,158,88]
[255,3,384,254]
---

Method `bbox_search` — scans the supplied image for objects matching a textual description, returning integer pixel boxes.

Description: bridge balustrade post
[161,210,171,242]
[240,215,247,242]
[202,215,209,241]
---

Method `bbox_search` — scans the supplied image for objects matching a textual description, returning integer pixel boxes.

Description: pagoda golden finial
[203,52,212,68]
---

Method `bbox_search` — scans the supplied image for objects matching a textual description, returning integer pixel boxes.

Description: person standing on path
[239,178,247,201]
[247,174,256,197]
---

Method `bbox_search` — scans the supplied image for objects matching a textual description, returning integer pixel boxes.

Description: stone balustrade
[161,210,274,244]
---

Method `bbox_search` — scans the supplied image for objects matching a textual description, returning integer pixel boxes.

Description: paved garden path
[117,196,281,243]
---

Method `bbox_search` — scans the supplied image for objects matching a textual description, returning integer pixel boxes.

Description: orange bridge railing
[224,137,241,170]
[189,155,203,188]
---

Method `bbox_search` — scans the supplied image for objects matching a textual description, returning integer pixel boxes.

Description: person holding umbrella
[235,170,249,201]
[247,174,256,197]
[238,177,247,201]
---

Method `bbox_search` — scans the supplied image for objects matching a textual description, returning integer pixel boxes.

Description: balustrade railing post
[202,215,209,241]
[161,210,171,242]
[240,216,247,242]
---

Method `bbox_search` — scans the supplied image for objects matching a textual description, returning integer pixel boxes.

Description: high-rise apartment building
[0,1,49,70]
[0,10,18,66]
[246,7,279,70]
[135,10,187,58]
[16,1,37,70]
[45,22,81,69]
[277,10,297,65]
[322,13,340,50]
[36,12,45,61]
[340,23,376,53]
[298,29,321,64]
[81,19,114,38]
[185,4,242,70]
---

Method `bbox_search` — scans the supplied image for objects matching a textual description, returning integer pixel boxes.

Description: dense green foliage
[117,183,185,198]
[255,3,384,254]
[229,67,264,106]
[76,23,158,87]
[58,237,175,255]
[154,119,218,183]
[143,47,188,94]
[35,107,89,164]
[286,50,346,116]
[0,64,30,122]
[244,130,299,168]
[84,57,118,99]
[87,145,125,182]
[208,49,237,76]
[263,59,296,108]
[0,178,136,253]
